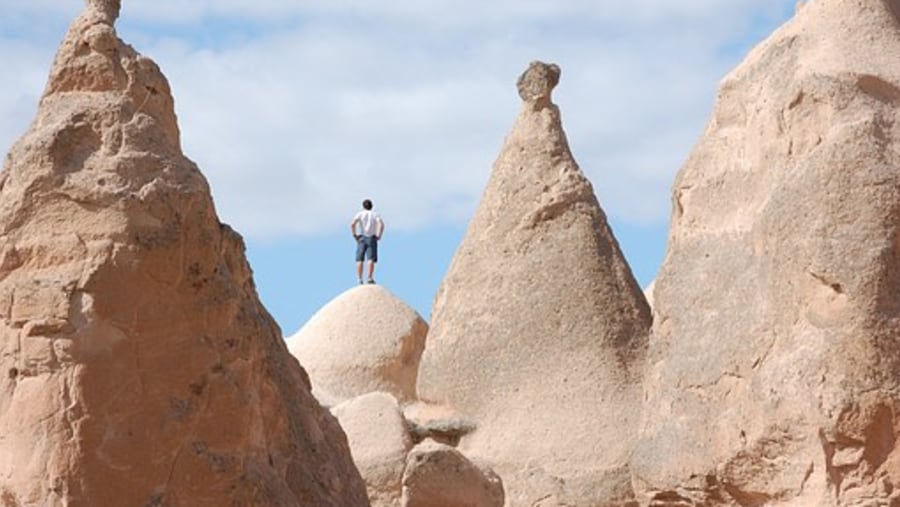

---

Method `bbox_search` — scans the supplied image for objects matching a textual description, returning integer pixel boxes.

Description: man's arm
[350,216,360,239]
[377,218,385,240]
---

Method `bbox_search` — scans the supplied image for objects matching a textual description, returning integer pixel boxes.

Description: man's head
[362,199,373,210]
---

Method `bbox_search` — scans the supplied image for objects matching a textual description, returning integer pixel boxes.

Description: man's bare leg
[367,261,376,283]
[356,261,364,283]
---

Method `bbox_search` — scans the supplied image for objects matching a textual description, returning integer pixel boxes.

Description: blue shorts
[356,235,378,262]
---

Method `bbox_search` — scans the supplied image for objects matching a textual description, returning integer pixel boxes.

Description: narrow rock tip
[517,61,561,103]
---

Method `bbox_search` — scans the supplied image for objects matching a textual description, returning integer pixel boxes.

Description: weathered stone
[333,392,413,507]
[516,61,560,103]
[632,1,900,505]
[403,401,476,447]
[0,1,368,505]
[400,439,504,507]
[417,60,651,505]
[287,285,427,406]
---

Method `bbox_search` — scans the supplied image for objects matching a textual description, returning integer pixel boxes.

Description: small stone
[0,3,368,505]
[401,440,504,507]
[417,61,650,505]
[516,60,560,102]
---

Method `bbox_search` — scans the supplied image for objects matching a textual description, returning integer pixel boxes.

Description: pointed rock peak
[516,60,560,104]
[47,0,155,96]
[418,62,650,505]
[0,5,369,505]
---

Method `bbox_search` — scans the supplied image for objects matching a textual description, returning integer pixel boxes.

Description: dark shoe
[367,279,376,284]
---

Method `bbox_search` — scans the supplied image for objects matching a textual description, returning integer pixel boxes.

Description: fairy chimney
[0,1,368,505]
[633,0,900,504]
[417,61,651,505]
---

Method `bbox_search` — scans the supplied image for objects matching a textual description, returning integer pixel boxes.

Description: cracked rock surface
[633,0,900,505]
[0,1,368,505]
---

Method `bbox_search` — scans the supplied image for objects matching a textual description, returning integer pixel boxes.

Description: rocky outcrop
[400,440,504,507]
[633,0,900,505]
[333,392,413,507]
[286,285,427,406]
[0,1,368,505]
[287,283,505,505]
[416,61,652,505]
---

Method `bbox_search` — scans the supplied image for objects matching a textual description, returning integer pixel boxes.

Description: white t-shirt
[352,210,383,237]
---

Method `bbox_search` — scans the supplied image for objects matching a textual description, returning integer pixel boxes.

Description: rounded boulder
[287,285,427,406]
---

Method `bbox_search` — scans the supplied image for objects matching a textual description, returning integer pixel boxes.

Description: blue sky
[0,1,797,335]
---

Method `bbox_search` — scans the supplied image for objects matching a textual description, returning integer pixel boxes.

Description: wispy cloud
[0,0,795,237]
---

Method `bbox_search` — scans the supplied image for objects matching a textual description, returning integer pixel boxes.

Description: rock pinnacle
[516,61,560,103]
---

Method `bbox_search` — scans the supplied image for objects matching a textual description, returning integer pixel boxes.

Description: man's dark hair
[362,199,373,210]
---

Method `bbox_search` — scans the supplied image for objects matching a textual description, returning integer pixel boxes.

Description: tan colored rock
[287,285,427,406]
[643,279,656,312]
[403,401,476,447]
[400,439,504,507]
[333,392,413,507]
[416,61,651,505]
[0,1,368,505]
[633,1,900,505]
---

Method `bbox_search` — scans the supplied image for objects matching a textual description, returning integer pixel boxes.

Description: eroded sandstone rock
[333,392,413,507]
[0,1,368,505]
[400,439,504,507]
[287,285,427,407]
[633,0,900,505]
[416,61,651,505]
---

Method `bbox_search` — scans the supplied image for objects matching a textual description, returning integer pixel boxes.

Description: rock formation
[400,440,504,507]
[289,284,506,505]
[416,61,652,505]
[632,0,900,504]
[286,285,427,406]
[0,1,368,505]
[643,279,656,312]
[333,392,413,507]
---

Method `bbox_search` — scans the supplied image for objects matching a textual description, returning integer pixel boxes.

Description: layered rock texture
[286,285,427,407]
[633,0,900,504]
[417,61,652,505]
[0,1,368,505]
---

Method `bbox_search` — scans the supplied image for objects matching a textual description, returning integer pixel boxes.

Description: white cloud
[0,0,796,237]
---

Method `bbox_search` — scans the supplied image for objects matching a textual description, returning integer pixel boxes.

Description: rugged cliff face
[633,0,900,504]
[417,61,651,506]
[0,1,368,505]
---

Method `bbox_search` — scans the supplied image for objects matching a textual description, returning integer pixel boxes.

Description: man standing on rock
[351,199,385,284]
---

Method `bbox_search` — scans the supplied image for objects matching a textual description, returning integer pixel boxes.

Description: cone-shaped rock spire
[416,61,651,505]
[0,4,367,505]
